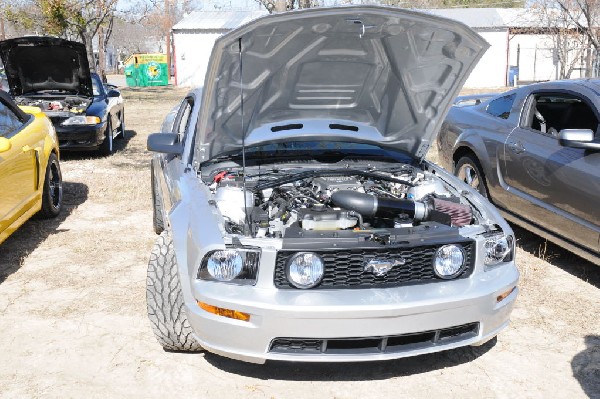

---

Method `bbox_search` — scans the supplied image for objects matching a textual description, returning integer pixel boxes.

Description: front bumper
[187,262,519,364]
[54,122,106,150]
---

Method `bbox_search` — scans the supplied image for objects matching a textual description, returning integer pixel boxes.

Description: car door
[500,90,600,253]
[0,98,38,234]
[155,96,196,217]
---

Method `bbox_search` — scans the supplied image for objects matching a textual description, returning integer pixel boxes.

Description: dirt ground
[0,84,598,399]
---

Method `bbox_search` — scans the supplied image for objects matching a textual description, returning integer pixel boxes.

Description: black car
[0,36,125,155]
[437,79,600,265]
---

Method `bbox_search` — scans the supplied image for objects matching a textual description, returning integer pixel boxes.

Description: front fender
[168,172,226,309]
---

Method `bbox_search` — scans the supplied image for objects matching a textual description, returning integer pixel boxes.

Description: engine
[210,167,473,238]
[15,96,91,114]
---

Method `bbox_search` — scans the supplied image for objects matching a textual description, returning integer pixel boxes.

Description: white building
[172,7,591,89]
[429,8,592,87]
[172,10,268,87]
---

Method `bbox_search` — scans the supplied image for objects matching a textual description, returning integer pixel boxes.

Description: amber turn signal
[198,301,251,322]
[496,286,516,303]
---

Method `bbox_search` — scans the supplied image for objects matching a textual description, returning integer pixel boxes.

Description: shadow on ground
[203,337,497,380]
[512,225,600,289]
[572,335,600,399]
[0,181,88,284]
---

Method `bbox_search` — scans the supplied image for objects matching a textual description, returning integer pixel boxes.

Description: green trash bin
[124,54,168,87]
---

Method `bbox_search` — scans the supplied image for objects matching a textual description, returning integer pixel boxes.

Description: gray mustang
[147,6,519,364]
[438,80,600,265]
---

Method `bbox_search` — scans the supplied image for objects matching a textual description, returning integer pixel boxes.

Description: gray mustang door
[500,90,600,253]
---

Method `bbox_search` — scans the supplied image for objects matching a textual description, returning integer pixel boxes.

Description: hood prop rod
[239,37,251,236]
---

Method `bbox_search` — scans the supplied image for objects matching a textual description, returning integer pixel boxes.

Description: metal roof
[173,10,269,31]
[425,8,541,29]
[173,7,570,32]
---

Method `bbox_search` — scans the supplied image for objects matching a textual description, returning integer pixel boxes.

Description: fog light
[286,252,325,289]
[198,302,250,322]
[496,287,516,303]
[433,244,466,279]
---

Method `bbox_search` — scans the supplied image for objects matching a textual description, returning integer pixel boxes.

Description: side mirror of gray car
[558,129,600,151]
[107,89,121,98]
[147,133,183,155]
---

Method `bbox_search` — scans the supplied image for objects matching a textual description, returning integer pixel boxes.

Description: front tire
[39,153,63,218]
[116,111,126,140]
[146,231,202,352]
[455,155,489,198]
[99,119,113,156]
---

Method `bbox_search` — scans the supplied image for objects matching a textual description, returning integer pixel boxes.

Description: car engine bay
[206,164,478,240]
[15,95,91,114]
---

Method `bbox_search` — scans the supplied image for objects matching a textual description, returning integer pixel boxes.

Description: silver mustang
[147,6,519,364]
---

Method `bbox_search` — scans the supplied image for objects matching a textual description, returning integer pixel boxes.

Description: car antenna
[238,37,251,236]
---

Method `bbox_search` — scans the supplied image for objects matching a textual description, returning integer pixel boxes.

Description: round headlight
[206,250,243,281]
[484,235,513,265]
[286,252,325,289]
[433,244,466,279]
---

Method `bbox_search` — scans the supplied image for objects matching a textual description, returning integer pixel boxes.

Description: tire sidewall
[41,153,63,217]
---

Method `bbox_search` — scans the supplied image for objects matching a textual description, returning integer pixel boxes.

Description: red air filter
[432,198,472,227]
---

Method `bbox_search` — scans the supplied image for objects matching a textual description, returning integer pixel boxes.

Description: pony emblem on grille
[364,258,406,276]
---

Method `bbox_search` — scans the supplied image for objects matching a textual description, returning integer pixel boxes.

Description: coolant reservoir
[300,210,358,230]
[215,185,254,224]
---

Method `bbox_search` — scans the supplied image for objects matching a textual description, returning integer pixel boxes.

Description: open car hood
[0,36,93,97]
[195,6,488,162]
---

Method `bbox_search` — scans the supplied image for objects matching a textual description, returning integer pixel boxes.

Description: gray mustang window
[486,94,515,119]
[527,94,598,136]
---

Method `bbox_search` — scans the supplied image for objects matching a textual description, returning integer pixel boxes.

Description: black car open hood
[0,36,93,97]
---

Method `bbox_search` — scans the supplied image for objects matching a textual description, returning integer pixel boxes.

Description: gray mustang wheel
[39,153,63,218]
[146,231,202,352]
[455,155,488,198]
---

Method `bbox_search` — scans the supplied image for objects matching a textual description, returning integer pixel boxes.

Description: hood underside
[195,6,488,162]
[0,36,93,97]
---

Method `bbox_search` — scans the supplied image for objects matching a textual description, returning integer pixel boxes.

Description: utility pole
[165,0,172,78]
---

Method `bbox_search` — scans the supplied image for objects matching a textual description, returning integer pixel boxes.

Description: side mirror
[107,89,120,98]
[0,137,11,153]
[147,133,183,155]
[558,129,600,150]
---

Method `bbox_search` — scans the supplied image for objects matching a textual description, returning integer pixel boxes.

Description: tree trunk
[80,30,96,73]
[98,25,107,82]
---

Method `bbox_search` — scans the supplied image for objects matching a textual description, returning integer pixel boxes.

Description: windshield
[202,141,415,165]
[92,77,102,96]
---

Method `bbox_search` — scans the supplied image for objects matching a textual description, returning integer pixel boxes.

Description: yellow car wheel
[39,153,63,218]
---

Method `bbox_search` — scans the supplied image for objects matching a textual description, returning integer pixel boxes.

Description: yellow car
[0,90,62,244]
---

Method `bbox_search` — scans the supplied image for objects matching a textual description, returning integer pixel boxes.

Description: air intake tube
[330,191,428,221]
[330,190,472,227]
